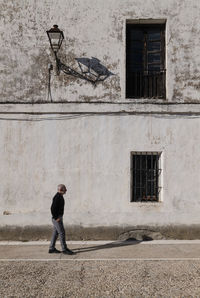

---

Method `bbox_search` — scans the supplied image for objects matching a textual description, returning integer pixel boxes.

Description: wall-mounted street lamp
[46,24,113,85]
[46,24,64,56]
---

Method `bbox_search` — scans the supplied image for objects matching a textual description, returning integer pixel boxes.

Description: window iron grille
[131,152,162,202]
[126,70,166,98]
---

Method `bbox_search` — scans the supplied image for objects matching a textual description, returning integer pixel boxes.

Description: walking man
[49,184,75,255]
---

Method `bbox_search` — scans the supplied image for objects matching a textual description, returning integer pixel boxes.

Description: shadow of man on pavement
[73,236,153,254]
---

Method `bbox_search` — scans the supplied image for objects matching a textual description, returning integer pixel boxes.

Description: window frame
[126,22,166,99]
[130,151,162,203]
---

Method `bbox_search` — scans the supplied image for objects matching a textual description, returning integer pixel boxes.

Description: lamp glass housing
[47,25,64,53]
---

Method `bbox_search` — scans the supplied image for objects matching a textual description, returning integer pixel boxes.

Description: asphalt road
[0,240,200,297]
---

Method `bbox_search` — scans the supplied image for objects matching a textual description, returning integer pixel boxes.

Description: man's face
[60,187,67,195]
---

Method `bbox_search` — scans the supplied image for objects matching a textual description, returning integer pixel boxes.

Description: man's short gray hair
[57,184,67,191]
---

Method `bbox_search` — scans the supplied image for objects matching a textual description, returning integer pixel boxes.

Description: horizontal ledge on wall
[0,103,200,117]
[1,101,200,105]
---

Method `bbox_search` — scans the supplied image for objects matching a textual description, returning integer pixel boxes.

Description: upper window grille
[131,152,162,202]
[126,24,166,99]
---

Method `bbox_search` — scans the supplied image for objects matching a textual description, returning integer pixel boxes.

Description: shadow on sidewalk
[72,237,153,254]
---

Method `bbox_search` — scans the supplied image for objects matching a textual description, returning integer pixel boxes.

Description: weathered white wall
[1,0,200,103]
[0,0,200,236]
[0,112,200,227]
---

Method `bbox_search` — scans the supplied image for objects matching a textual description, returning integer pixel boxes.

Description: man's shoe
[62,248,75,255]
[48,248,61,254]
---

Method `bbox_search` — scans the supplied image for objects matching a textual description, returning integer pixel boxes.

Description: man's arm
[51,195,60,220]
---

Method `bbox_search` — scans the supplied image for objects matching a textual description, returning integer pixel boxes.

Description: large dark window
[131,152,161,202]
[126,24,166,98]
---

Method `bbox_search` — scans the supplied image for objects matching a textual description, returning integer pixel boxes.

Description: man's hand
[56,218,60,222]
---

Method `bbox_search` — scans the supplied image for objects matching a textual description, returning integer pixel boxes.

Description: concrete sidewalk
[0,240,200,260]
[1,241,200,297]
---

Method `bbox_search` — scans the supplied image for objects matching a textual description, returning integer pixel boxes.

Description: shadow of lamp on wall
[46,25,114,88]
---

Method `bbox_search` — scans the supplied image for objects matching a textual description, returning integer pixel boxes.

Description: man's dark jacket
[51,192,65,220]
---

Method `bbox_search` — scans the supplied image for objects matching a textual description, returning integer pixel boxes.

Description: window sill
[130,201,163,205]
[125,98,166,103]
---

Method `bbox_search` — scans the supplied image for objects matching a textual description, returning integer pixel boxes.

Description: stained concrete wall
[0,111,200,235]
[1,0,200,103]
[0,0,200,239]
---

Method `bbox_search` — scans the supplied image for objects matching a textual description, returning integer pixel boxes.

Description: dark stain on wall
[1,224,200,241]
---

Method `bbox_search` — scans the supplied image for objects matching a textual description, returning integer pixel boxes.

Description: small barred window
[131,152,162,202]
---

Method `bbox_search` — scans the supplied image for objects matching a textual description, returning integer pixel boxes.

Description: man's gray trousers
[49,217,67,251]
